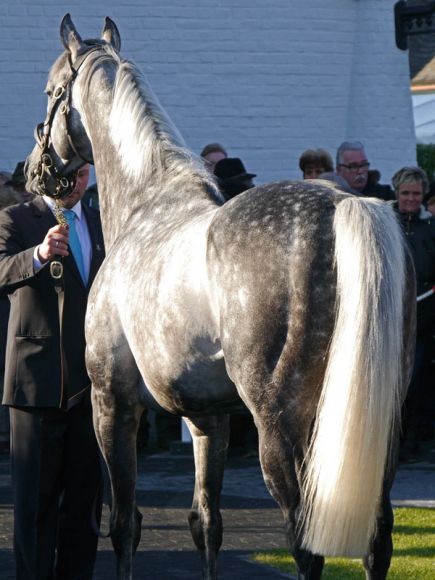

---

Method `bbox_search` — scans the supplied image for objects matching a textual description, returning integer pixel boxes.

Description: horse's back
[208,179,341,264]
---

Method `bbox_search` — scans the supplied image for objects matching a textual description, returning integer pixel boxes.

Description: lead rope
[51,200,69,409]
[417,285,435,302]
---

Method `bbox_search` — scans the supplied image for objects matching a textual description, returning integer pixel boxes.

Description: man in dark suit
[0,163,105,579]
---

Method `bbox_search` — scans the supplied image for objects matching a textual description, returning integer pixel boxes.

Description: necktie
[63,209,86,283]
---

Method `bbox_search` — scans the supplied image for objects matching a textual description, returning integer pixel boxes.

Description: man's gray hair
[391,166,429,196]
[336,141,366,167]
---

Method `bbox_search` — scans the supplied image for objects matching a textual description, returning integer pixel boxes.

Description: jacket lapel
[31,196,58,230]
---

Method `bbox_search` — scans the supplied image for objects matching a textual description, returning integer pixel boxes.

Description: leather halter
[32,46,101,199]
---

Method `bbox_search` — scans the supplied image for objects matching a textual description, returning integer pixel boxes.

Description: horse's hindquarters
[206,185,337,412]
[207,189,412,566]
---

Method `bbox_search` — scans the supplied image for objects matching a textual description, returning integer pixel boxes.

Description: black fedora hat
[214,158,256,182]
[5,161,26,187]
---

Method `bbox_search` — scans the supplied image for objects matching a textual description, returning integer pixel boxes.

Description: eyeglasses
[338,162,370,173]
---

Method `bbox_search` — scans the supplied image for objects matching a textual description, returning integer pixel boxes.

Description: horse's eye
[45,88,52,98]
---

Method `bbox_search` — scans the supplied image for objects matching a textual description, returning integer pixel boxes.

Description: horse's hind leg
[88,335,143,579]
[184,414,230,580]
[257,420,324,580]
[363,486,395,580]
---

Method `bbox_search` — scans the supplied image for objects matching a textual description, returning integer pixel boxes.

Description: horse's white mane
[107,52,215,192]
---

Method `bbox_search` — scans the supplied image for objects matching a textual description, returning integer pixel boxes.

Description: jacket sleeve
[0,208,45,294]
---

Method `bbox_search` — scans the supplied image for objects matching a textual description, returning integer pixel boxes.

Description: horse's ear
[60,13,85,61]
[102,17,121,51]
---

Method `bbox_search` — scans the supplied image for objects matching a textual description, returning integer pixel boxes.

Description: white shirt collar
[43,196,83,220]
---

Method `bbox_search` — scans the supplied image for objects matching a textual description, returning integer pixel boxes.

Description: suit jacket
[0,196,105,408]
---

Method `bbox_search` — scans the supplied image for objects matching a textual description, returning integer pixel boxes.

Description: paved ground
[0,444,434,579]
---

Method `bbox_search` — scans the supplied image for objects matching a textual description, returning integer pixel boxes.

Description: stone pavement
[0,447,433,579]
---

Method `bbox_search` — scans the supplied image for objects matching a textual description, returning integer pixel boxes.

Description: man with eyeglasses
[336,141,394,200]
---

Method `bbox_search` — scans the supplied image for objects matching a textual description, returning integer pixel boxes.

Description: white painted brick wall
[0,0,415,186]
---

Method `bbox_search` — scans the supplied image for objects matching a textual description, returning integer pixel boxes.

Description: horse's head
[25,13,121,199]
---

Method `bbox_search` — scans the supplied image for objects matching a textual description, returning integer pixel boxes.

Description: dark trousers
[10,401,102,580]
[401,333,434,453]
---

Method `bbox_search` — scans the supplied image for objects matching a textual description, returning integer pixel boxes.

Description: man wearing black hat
[5,161,34,202]
[214,157,257,201]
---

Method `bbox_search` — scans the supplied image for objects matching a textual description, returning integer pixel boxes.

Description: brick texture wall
[0,0,415,185]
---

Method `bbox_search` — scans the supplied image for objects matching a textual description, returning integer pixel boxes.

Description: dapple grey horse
[25,14,416,580]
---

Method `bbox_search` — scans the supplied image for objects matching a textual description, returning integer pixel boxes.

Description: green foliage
[252,507,435,579]
[417,144,435,181]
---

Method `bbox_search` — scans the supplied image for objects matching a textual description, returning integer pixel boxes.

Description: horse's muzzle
[25,152,76,199]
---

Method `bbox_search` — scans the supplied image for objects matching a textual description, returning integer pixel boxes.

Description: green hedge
[417,144,435,181]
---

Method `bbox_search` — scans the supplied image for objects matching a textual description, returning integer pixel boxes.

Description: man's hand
[37,225,69,264]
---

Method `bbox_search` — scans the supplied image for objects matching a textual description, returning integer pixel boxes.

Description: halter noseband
[32,46,101,199]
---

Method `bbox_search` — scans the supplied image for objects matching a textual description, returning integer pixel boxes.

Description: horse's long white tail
[300,197,407,557]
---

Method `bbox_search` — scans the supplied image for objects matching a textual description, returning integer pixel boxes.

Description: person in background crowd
[0,171,12,188]
[200,142,228,173]
[0,289,9,452]
[298,148,334,179]
[336,140,370,193]
[336,141,394,200]
[4,162,34,202]
[425,192,435,216]
[0,162,105,578]
[366,168,381,189]
[392,166,435,460]
[214,157,256,201]
[0,185,22,208]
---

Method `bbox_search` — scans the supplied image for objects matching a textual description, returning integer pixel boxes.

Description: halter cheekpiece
[32,46,101,199]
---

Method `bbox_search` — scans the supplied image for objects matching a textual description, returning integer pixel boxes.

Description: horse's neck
[91,148,219,250]
[80,62,219,248]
